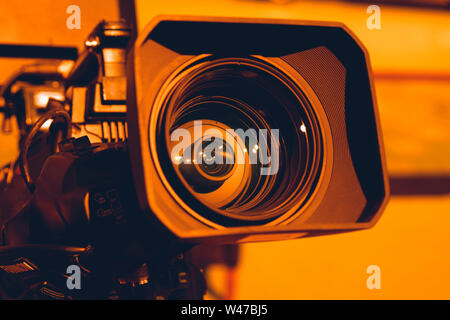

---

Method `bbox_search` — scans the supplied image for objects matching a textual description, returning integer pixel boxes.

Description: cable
[83,123,104,142]
[19,105,71,192]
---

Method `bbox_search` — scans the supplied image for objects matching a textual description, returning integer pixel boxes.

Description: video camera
[0,16,389,299]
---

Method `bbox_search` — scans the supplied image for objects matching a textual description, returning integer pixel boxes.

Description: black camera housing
[127,16,389,243]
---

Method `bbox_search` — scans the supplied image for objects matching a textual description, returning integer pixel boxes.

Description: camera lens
[154,57,324,225]
[178,137,236,194]
[194,138,235,180]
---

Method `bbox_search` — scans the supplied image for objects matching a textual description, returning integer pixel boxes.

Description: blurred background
[1,0,449,299]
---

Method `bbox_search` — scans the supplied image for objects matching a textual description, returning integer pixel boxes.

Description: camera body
[2,16,389,246]
[0,15,389,300]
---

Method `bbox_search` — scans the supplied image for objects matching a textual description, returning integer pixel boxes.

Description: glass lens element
[157,58,323,224]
